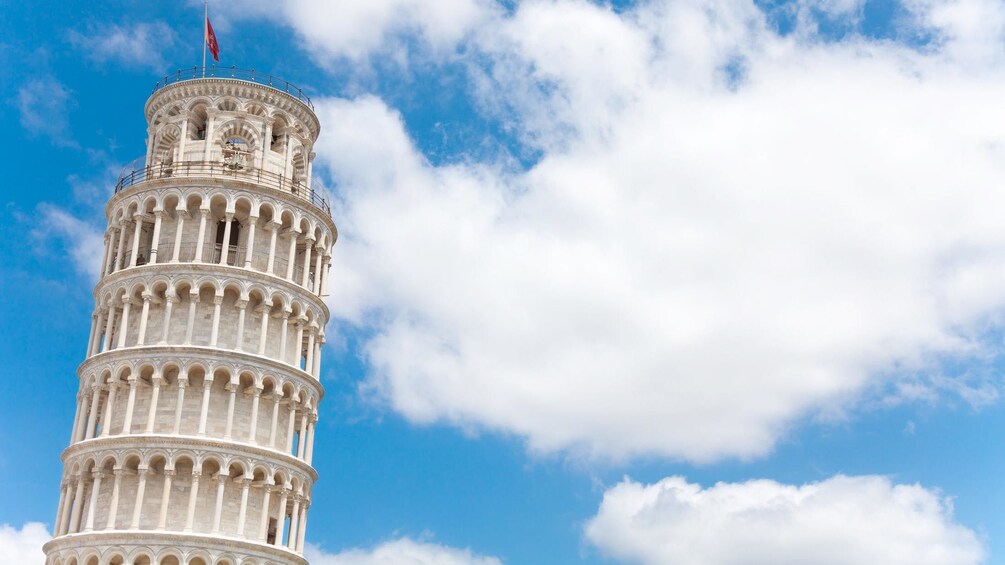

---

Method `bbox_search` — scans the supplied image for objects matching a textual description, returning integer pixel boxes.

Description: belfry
[43,67,335,565]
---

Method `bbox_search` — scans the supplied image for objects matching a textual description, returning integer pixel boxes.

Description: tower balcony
[115,160,332,219]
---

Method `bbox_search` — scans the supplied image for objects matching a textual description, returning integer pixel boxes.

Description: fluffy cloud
[311,0,1005,462]
[306,537,501,565]
[584,475,985,565]
[67,21,177,72]
[0,523,49,565]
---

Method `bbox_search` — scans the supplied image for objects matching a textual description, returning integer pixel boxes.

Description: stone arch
[154,124,182,165]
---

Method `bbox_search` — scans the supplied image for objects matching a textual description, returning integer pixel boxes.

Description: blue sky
[2,1,1005,564]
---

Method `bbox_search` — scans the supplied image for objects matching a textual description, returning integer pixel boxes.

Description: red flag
[206,17,220,62]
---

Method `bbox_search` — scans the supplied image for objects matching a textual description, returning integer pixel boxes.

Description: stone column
[157,469,174,530]
[128,214,144,267]
[266,221,280,274]
[209,294,224,347]
[248,386,262,443]
[235,298,248,351]
[101,304,116,352]
[273,488,289,548]
[300,237,314,287]
[105,468,123,530]
[184,471,201,532]
[320,256,331,296]
[194,209,209,263]
[116,296,133,349]
[313,248,325,293]
[58,479,75,534]
[293,319,305,367]
[211,474,227,534]
[145,373,162,433]
[219,213,234,265]
[149,210,163,263]
[287,496,301,549]
[54,481,70,536]
[114,219,128,271]
[99,380,118,437]
[237,478,251,537]
[136,292,153,345]
[268,392,282,449]
[102,228,117,275]
[257,304,271,355]
[243,216,258,269]
[278,311,291,362]
[85,312,99,357]
[171,211,187,263]
[69,393,86,444]
[172,372,188,434]
[198,378,212,435]
[83,384,101,440]
[224,381,237,440]
[130,465,149,529]
[83,471,104,532]
[297,412,309,459]
[286,403,298,454]
[305,415,317,465]
[258,484,274,541]
[121,375,139,434]
[160,293,177,344]
[313,334,324,377]
[184,290,199,344]
[285,230,299,280]
[68,476,87,533]
[305,327,316,374]
[296,499,309,552]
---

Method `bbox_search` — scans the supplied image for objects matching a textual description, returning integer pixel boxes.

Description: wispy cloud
[32,204,105,283]
[16,77,76,147]
[306,537,501,565]
[68,21,177,72]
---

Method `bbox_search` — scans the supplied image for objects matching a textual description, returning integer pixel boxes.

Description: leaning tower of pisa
[43,67,336,565]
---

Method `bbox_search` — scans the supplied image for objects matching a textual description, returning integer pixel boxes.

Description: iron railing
[115,161,332,217]
[153,66,314,110]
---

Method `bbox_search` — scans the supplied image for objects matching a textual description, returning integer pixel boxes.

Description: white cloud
[306,537,502,565]
[16,78,76,147]
[33,204,105,283]
[0,523,49,565]
[67,21,176,72]
[311,0,1005,462]
[584,475,985,565]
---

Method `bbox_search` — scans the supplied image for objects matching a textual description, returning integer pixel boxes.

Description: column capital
[237,298,249,309]
[255,304,272,315]
[163,469,176,478]
[92,470,108,480]
[212,295,224,306]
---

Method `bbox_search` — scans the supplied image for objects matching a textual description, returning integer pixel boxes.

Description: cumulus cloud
[309,0,1005,462]
[306,537,501,565]
[0,523,49,565]
[32,204,105,283]
[67,21,177,72]
[584,475,985,565]
[16,77,76,147]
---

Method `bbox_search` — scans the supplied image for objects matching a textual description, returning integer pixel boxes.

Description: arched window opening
[189,104,208,141]
[214,219,242,266]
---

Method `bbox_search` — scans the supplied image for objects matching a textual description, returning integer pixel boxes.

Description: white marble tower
[43,67,336,565]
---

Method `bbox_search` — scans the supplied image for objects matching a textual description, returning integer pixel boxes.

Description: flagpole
[202,0,208,77]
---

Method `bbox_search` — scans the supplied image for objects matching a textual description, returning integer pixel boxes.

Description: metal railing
[153,66,314,110]
[115,161,332,217]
